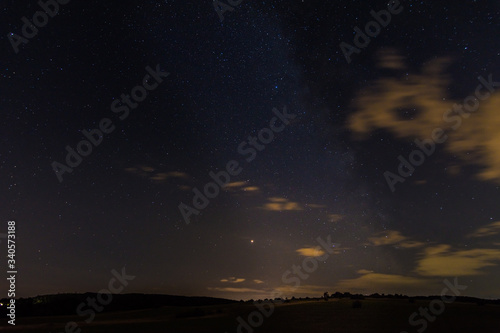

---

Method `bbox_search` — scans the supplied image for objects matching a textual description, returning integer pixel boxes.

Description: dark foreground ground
[1,298,499,332]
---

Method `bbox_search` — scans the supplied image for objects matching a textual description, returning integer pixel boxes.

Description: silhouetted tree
[333,292,343,298]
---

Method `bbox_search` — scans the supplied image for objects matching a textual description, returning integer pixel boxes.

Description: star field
[1,0,500,301]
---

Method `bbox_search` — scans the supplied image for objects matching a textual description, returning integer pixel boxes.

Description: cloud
[243,186,260,192]
[149,171,191,182]
[220,277,245,283]
[399,240,426,248]
[368,230,407,246]
[368,230,424,249]
[376,48,407,70]
[307,204,327,209]
[415,244,500,276]
[274,284,333,297]
[348,52,500,184]
[150,173,168,181]
[164,171,190,179]
[468,221,500,238]
[328,214,343,222]
[357,269,373,275]
[125,167,191,182]
[260,197,303,211]
[223,181,247,189]
[348,56,451,140]
[141,166,155,172]
[253,279,264,284]
[296,247,326,257]
[207,287,263,293]
[335,270,431,294]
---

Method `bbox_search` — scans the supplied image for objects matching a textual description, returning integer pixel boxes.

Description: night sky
[1,0,500,301]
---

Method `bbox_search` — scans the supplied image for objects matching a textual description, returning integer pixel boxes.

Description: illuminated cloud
[296,247,326,257]
[348,51,500,184]
[307,204,327,209]
[423,244,451,256]
[368,230,407,246]
[274,284,333,297]
[149,171,191,182]
[357,269,373,274]
[367,230,425,249]
[260,197,303,211]
[223,181,247,189]
[150,173,168,181]
[207,287,263,293]
[328,214,343,222]
[348,56,451,140]
[415,245,500,276]
[376,48,407,70]
[335,270,431,294]
[446,95,500,182]
[468,221,500,238]
[124,167,191,182]
[253,279,264,284]
[221,182,260,195]
[243,186,259,192]
[220,277,246,283]
[164,171,190,179]
[399,240,426,248]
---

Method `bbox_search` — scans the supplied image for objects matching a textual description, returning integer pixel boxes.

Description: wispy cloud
[260,197,303,211]
[328,214,344,223]
[243,186,260,192]
[274,284,333,297]
[348,52,500,184]
[220,277,246,283]
[368,230,407,246]
[164,171,190,179]
[415,244,500,276]
[306,204,327,209]
[399,240,426,248]
[296,247,326,257]
[125,166,190,182]
[222,181,261,194]
[468,221,500,238]
[335,270,432,294]
[207,287,263,293]
[223,181,247,189]
[368,230,425,249]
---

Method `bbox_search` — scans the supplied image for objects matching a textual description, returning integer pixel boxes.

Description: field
[1,298,499,332]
